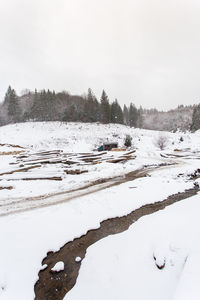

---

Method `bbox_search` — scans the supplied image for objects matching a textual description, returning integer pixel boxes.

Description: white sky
[1,0,200,110]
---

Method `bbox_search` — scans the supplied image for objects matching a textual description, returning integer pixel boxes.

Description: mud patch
[34,186,199,300]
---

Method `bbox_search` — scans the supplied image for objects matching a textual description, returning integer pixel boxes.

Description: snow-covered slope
[0,121,198,152]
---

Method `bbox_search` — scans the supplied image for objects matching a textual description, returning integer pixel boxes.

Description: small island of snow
[51,261,64,272]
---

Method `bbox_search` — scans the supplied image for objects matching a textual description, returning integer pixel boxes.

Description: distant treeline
[0,86,199,131]
[0,87,141,127]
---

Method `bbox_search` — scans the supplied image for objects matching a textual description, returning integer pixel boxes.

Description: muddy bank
[34,186,199,300]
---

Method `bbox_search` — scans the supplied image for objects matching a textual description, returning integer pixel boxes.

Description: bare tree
[155,134,169,150]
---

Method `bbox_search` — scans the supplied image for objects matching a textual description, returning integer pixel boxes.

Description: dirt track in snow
[34,177,198,299]
[0,163,172,217]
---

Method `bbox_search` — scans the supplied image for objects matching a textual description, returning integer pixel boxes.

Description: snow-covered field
[0,121,199,203]
[0,122,199,299]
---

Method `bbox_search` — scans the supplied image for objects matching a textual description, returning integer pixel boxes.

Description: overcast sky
[1,0,200,110]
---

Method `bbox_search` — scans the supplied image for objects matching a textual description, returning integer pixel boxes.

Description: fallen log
[0,177,62,181]
[23,159,64,165]
[18,155,60,163]
[78,152,107,158]
[23,159,78,166]
[125,150,136,155]
[80,157,100,163]
[0,164,41,176]
[119,154,133,159]
[0,143,25,149]
[107,156,136,163]
[30,150,63,156]
[110,148,127,151]
[65,169,88,175]
[160,153,168,158]
[0,186,14,190]
[174,148,191,152]
[63,160,78,165]
[0,150,24,156]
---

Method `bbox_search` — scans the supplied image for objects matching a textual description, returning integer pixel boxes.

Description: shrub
[124,134,132,147]
[155,134,168,150]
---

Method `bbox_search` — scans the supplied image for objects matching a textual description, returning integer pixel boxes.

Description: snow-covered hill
[0,121,198,152]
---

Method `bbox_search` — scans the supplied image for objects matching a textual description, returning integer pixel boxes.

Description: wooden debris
[125,150,136,155]
[119,154,132,159]
[174,148,191,152]
[0,164,41,176]
[30,150,63,156]
[0,143,25,149]
[16,155,29,159]
[65,169,88,175]
[16,150,62,160]
[107,156,136,163]
[19,158,78,166]
[166,153,188,158]
[0,186,13,190]
[22,177,62,181]
[90,161,102,165]
[1,177,62,181]
[18,157,60,164]
[81,157,100,163]
[76,153,92,155]
[0,150,24,156]
[63,160,77,165]
[160,153,168,158]
[78,152,107,158]
[107,158,126,163]
[111,148,126,151]
[23,159,62,165]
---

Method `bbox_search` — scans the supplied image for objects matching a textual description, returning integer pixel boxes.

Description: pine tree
[46,89,56,121]
[123,104,129,125]
[29,89,42,121]
[191,104,200,131]
[93,97,100,122]
[66,103,84,122]
[137,106,144,128]
[110,99,124,124]
[4,86,21,123]
[100,90,110,123]
[29,89,56,121]
[129,103,138,127]
[83,89,99,122]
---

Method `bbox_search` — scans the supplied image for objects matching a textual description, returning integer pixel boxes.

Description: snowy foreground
[0,122,200,299]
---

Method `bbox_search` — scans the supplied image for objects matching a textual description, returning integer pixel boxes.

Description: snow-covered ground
[66,194,200,300]
[0,121,199,202]
[0,122,199,299]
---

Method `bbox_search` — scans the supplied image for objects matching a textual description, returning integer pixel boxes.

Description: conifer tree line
[0,86,199,131]
[0,86,142,127]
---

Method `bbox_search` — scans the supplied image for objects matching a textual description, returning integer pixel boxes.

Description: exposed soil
[34,185,199,300]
